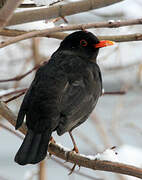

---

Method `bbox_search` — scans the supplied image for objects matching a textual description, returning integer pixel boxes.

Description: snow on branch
[7,0,123,26]
[0,101,142,178]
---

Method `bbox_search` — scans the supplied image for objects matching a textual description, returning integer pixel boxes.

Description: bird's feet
[72,145,79,154]
[49,136,56,157]
[68,147,80,175]
[68,132,80,175]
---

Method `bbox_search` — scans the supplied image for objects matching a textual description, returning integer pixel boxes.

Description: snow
[51,142,71,152]
[79,147,119,162]
[94,148,119,162]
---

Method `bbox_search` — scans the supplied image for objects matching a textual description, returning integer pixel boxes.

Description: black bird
[15,31,114,165]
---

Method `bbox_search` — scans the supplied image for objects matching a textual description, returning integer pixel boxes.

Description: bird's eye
[80,40,88,46]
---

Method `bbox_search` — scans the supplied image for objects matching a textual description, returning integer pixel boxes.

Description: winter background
[0,0,142,179]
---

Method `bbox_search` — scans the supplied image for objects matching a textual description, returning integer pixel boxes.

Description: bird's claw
[68,164,80,175]
[68,148,79,175]
[72,146,79,153]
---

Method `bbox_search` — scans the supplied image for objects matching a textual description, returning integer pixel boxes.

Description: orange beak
[94,40,115,48]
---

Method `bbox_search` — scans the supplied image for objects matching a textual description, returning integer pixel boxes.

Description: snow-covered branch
[0,101,142,179]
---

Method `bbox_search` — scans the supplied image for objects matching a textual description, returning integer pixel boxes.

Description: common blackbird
[15,31,114,165]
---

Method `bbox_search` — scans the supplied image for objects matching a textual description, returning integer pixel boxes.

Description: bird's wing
[57,60,102,134]
[15,80,37,129]
[16,62,68,131]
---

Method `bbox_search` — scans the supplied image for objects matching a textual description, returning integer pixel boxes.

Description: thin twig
[19,3,39,8]
[49,0,64,6]
[0,63,40,83]
[32,38,42,65]
[0,123,23,139]
[4,92,25,103]
[39,160,46,180]
[103,91,126,95]
[0,29,68,38]
[0,101,142,178]
[0,88,27,98]
[8,0,123,26]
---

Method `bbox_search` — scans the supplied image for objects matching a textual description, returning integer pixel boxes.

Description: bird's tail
[14,129,51,165]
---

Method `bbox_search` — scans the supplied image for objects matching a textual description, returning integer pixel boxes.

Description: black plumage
[15,31,113,165]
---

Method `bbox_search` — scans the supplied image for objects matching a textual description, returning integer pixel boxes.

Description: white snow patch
[53,142,71,152]
[80,148,119,162]
[94,148,119,162]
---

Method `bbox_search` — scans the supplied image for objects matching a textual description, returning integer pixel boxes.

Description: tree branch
[0,63,40,83]
[4,92,25,103]
[0,101,142,178]
[7,0,123,26]
[103,91,126,95]
[1,28,142,43]
[0,123,23,139]
[1,22,142,49]
[52,157,103,180]
[39,160,46,180]
[0,0,23,30]
[0,88,27,99]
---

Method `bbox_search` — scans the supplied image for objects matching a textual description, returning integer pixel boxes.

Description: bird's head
[59,31,115,62]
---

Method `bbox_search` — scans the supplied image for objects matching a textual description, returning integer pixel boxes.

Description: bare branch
[52,157,103,180]
[103,91,126,95]
[0,101,142,179]
[7,0,123,26]
[38,160,46,180]
[0,101,27,134]
[0,63,40,82]
[19,3,39,8]
[4,92,25,103]
[2,28,142,43]
[0,123,23,139]
[0,88,27,98]
[0,0,23,30]
[1,22,142,49]
[49,143,142,179]
[0,28,30,36]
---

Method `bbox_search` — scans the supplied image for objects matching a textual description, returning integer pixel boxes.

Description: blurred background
[0,0,142,179]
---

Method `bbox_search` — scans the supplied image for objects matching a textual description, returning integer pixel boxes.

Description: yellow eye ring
[80,40,88,46]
